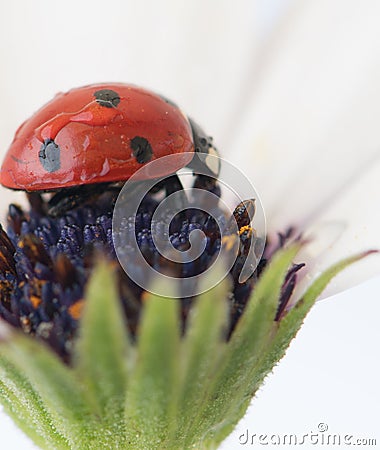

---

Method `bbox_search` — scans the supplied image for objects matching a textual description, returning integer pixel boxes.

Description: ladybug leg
[192,174,221,198]
[27,192,48,215]
[164,174,188,209]
[188,173,221,213]
[148,174,188,208]
[47,187,89,216]
[47,183,120,216]
[147,174,189,231]
[153,174,190,222]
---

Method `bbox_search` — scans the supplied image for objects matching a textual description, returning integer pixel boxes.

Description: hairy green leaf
[186,245,301,447]
[0,331,93,448]
[124,289,181,449]
[175,275,230,446]
[74,262,130,424]
[0,354,69,449]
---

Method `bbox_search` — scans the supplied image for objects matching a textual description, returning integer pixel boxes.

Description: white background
[0,1,379,449]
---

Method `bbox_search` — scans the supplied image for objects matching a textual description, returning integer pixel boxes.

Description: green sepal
[73,262,130,423]
[0,329,94,448]
[185,245,301,448]
[124,288,181,449]
[175,273,230,447]
[0,354,69,450]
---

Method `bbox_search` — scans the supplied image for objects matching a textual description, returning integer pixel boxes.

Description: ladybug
[0,83,220,215]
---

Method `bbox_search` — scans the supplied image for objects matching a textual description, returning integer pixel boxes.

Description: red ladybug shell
[0,83,194,191]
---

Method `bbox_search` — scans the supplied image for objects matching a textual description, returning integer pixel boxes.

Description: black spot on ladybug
[130,136,153,164]
[94,89,120,108]
[39,139,61,173]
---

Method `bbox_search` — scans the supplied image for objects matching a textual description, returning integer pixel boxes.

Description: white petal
[225,0,380,291]
[295,158,380,299]
[0,0,260,152]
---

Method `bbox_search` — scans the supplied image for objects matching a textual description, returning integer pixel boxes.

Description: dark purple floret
[275,263,305,321]
[0,191,265,361]
[0,189,303,363]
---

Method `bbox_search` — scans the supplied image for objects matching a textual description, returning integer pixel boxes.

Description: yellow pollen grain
[30,295,42,308]
[69,299,85,320]
[239,225,253,238]
[141,291,150,303]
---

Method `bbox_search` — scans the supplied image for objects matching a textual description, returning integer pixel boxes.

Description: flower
[0,1,379,449]
[0,184,368,449]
